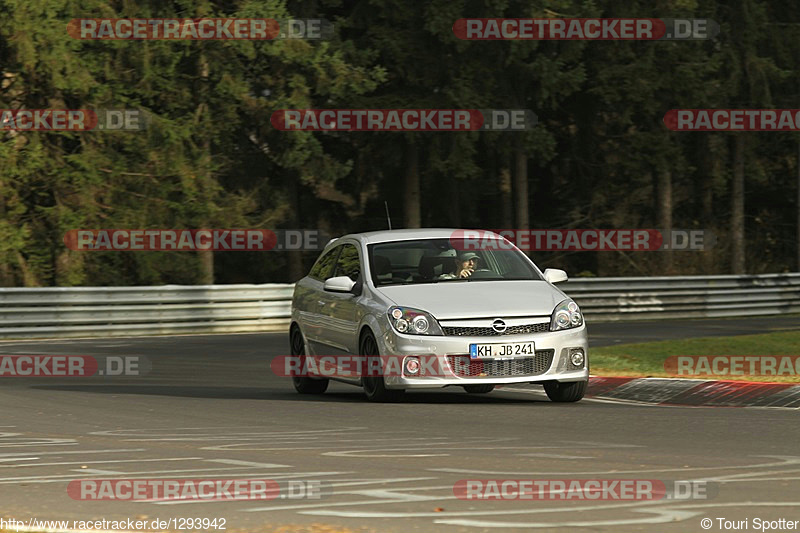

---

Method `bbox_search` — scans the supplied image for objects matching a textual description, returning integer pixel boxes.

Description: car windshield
[368,238,543,286]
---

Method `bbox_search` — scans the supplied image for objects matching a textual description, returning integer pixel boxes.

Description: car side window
[308,246,340,281]
[333,244,361,282]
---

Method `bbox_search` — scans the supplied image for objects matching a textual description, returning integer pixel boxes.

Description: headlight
[388,307,444,336]
[550,299,583,331]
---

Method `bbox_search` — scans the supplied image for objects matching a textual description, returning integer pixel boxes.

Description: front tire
[360,332,405,403]
[289,326,329,395]
[544,380,587,402]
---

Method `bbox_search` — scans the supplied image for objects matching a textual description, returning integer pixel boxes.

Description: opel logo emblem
[491,319,507,333]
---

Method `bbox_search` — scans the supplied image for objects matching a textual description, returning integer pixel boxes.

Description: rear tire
[464,385,495,394]
[544,380,587,402]
[360,332,405,403]
[290,326,329,395]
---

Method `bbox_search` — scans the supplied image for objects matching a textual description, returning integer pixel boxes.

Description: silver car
[288,229,589,402]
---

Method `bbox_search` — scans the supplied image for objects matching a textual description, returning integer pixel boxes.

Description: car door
[297,245,341,355]
[316,242,363,361]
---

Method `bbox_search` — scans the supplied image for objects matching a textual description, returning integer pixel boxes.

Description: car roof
[335,228,503,245]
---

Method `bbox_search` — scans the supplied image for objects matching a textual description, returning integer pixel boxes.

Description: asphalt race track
[0,318,799,533]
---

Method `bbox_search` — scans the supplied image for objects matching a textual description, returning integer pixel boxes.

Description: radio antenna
[384,201,393,230]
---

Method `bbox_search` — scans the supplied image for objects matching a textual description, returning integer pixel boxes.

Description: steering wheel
[469,269,498,279]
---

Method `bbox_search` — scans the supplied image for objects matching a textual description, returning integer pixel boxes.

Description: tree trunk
[197,52,214,284]
[287,174,305,281]
[701,137,716,273]
[658,168,673,273]
[448,172,461,227]
[404,140,421,228]
[0,196,10,286]
[198,250,214,284]
[499,157,513,229]
[731,136,746,274]
[514,148,529,230]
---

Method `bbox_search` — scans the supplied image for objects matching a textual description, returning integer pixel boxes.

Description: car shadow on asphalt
[26,383,547,403]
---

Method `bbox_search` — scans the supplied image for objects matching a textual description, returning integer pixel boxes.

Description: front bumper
[378,324,589,389]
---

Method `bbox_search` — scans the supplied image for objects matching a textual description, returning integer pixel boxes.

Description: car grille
[442,322,550,336]
[446,350,555,378]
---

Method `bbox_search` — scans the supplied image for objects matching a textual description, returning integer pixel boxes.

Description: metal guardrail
[565,273,800,321]
[0,273,798,338]
[0,285,294,339]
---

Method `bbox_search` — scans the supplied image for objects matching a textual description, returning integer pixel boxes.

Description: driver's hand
[459,269,473,278]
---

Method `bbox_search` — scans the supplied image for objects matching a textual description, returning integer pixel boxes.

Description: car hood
[376,280,565,319]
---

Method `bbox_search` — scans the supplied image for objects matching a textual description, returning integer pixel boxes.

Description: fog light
[570,349,585,367]
[404,356,420,375]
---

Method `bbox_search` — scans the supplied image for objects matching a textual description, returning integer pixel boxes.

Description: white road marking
[344,489,443,502]
[436,507,700,528]
[325,478,439,489]
[72,468,126,475]
[298,499,666,518]
[518,453,592,459]
[244,479,448,512]
[91,427,366,439]
[500,387,669,407]
[204,459,290,469]
[204,436,514,452]
[323,448,449,458]
[0,448,146,458]
[0,457,202,468]
[0,466,297,484]
[430,456,800,476]
[250,496,457,513]
[92,343,133,347]
[151,472,355,505]
[0,438,76,448]
[436,501,800,528]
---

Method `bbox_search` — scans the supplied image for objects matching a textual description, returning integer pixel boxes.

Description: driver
[438,252,481,279]
[455,252,480,278]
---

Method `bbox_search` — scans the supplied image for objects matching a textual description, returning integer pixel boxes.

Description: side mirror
[543,268,568,284]
[323,276,356,293]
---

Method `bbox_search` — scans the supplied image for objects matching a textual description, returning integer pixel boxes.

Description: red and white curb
[588,376,800,408]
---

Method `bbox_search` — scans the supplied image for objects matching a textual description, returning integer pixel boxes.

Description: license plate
[469,342,535,360]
